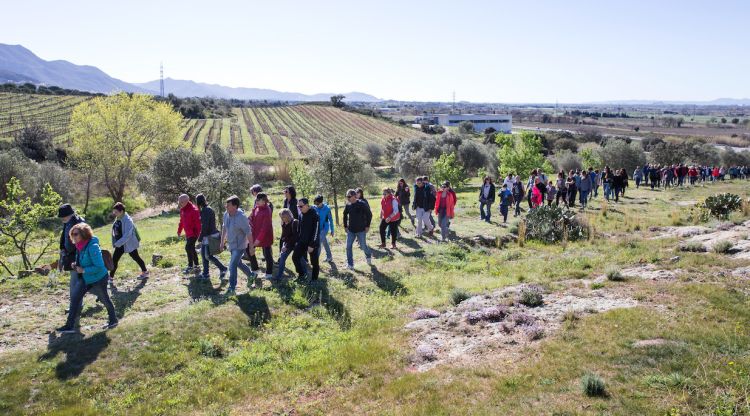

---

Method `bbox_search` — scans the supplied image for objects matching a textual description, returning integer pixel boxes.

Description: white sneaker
[265,273,273,280]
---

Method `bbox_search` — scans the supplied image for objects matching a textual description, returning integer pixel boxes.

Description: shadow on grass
[110,278,147,319]
[369,265,408,296]
[301,278,351,330]
[39,331,110,380]
[185,276,227,306]
[234,293,271,327]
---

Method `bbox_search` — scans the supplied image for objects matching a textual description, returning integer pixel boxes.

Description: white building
[434,114,512,133]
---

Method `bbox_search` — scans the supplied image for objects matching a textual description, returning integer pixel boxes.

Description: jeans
[200,243,226,278]
[293,244,320,279]
[579,190,589,207]
[111,246,147,278]
[499,204,509,223]
[479,201,492,222]
[438,213,450,241]
[275,249,291,279]
[402,204,415,226]
[592,185,599,198]
[249,246,273,275]
[69,270,84,313]
[415,207,434,236]
[318,232,332,260]
[228,248,253,290]
[185,237,199,267]
[603,183,612,200]
[614,186,623,202]
[65,276,117,328]
[346,230,372,267]
[635,178,642,188]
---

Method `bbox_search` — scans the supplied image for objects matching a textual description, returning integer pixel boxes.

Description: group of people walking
[54,176,459,332]
[633,164,750,189]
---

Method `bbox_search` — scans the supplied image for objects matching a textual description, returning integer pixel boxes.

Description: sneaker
[248,270,258,278]
[56,325,77,334]
[193,266,202,273]
[219,270,227,280]
[138,271,149,280]
[324,257,333,263]
[107,277,114,287]
[265,273,273,280]
[365,257,372,265]
[224,288,236,297]
[182,267,194,274]
[345,264,355,271]
[377,244,386,249]
[102,321,118,330]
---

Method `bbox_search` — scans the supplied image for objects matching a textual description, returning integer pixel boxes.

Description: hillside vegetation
[1,179,749,415]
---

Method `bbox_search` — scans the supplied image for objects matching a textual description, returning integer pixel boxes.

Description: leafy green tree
[496,132,553,177]
[69,93,182,202]
[458,121,475,135]
[432,153,468,188]
[14,123,55,162]
[580,147,603,169]
[138,147,203,203]
[330,95,346,108]
[598,139,646,173]
[290,161,317,198]
[0,177,61,273]
[312,141,368,225]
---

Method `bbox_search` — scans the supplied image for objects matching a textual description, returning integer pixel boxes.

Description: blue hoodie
[314,203,335,235]
[76,236,108,284]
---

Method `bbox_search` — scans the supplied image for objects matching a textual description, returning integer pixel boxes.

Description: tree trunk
[83,170,92,215]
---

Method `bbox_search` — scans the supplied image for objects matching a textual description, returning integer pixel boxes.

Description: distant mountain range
[133,78,379,102]
[586,98,750,106]
[0,43,379,101]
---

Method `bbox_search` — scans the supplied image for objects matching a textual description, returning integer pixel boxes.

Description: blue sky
[2,0,748,102]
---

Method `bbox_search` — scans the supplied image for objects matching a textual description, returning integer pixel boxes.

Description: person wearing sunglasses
[57,223,118,333]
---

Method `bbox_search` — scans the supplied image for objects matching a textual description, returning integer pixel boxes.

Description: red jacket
[178,202,201,238]
[380,194,401,221]
[434,189,457,218]
[250,205,273,247]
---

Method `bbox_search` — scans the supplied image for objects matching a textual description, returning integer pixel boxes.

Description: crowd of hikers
[54,163,747,333]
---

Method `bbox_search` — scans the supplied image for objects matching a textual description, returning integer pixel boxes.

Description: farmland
[0,92,423,159]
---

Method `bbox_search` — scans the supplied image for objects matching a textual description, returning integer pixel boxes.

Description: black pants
[556,189,566,206]
[66,277,117,328]
[379,219,398,245]
[292,244,320,280]
[185,237,199,267]
[567,190,577,207]
[110,246,147,277]
[249,246,273,275]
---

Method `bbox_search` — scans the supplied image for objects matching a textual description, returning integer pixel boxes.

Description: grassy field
[1,178,750,415]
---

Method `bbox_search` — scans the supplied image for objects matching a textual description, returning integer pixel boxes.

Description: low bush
[581,373,607,397]
[679,242,707,252]
[525,205,588,243]
[195,336,227,358]
[518,285,544,307]
[450,288,471,305]
[524,325,545,340]
[712,240,734,254]
[605,267,625,281]
[699,193,742,221]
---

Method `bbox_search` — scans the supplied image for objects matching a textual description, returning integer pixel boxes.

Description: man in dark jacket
[478,176,496,223]
[196,194,226,281]
[344,189,373,270]
[292,198,320,280]
[412,177,435,237]
[58,203,85,316]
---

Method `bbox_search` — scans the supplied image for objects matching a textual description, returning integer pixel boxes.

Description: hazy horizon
[2,0,748,103]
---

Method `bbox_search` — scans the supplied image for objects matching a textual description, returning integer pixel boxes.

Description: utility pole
[452,90,456,114]
[159,62,165,97]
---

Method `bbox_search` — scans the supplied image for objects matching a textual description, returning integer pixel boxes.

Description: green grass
[1,179,750,414]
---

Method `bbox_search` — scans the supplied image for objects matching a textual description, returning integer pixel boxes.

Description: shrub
[509,312,536,326]
[524,325,545,340]
[679,242,706,252]
[581,373,607,397]
[433,153,468,188]
[14,123,55,162]
[525,205,588,243]
[413,309,441,320]
[518,285,544,307]
[590,282,605,290]
[195,336,226,358]
[450,288,471,305]
[712,240,734,254]
[599,139,646,174]
[157,258,175,268]
[699,193,742,220]
[605,267,625,281]
[364,143,384,166]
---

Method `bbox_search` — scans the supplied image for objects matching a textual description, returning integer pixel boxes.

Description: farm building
[421,114,512,133]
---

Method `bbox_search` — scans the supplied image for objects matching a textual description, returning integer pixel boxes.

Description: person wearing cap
[58,203,86,317]
[177,194,201,274]
[292,198,320,280]
[313,195,335,263]
[434,181,457,242]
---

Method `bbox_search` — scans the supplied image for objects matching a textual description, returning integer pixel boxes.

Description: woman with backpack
[57,223,118,334]
[109,202,148,286]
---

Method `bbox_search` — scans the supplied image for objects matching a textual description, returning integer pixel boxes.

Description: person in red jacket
[434,181,457,242]
[248,193,274,283]
[177,194,201,274]
[378,188,401,249]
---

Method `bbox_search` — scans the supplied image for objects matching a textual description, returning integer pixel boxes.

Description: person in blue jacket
[313,195,335,263]
[57,223,118,333]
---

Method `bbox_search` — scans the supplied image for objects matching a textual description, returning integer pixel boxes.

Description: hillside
[0,91,422,155]
[1,179,749,414]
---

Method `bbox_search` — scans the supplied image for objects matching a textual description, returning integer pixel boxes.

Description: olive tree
[312,141,369,225]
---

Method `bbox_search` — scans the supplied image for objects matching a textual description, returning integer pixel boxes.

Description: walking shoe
[102,321,118,330]
[137,271,150,280]
[345,264,355,271]
[182,267,194,274]
[324,257,333,263]
[224,288,236,297]
[377,244,386,249]
[264,273,274,280]
[56,325,77,334]
[248,270,258,278]
[365,257,372,265]
[219,270,227,281]
[108,277,114,287]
